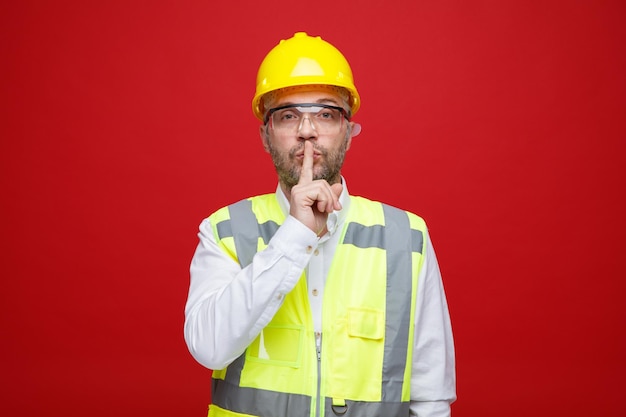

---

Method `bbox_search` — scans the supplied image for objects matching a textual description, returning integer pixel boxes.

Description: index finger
[299,140,314,184]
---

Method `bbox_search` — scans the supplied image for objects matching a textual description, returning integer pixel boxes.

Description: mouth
[295,151,322,160]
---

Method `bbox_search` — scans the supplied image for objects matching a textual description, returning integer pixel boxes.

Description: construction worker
[184,32,456,417]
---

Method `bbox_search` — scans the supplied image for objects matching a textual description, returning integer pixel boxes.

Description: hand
[289,141,343,236]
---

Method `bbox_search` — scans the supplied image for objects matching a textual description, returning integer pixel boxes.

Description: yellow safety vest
[207,193,427,417]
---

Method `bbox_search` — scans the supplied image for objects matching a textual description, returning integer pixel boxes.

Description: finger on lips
[299,141,314,185]
[295,140,341,214]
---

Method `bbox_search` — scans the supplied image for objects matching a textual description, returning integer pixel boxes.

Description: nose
[297,114,318,139]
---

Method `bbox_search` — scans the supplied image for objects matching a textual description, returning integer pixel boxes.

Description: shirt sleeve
[184,215,319,370]
[410,231,457,417]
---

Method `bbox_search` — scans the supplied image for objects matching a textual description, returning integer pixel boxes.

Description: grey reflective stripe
[215,219,233,241]
[381,204,413,402]
[259,220,280,244]
[217,218,280,249]
[223,352,246,387]
[217,199,282,387]
[411,229,424,253]
[212,380,408,417]
[213,379,311,417]
[343,223,385,249]
[228,199,260,267]
[217,199,280,267]
[324,396,409,417]
[343,218,423,254]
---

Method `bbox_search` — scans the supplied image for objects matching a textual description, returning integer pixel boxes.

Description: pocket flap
[347,307,384,340]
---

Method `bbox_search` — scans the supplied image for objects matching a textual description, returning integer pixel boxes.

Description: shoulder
[349,195,427,231]
[208,193,277,218]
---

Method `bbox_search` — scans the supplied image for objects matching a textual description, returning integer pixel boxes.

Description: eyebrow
[279,98,342,106]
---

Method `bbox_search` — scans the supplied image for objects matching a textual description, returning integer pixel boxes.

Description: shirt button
[276,294,283,300]
[306,245,313,254]
[312,289,318,296]
[314,249,319,256]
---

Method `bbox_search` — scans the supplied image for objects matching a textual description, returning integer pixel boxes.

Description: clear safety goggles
[265,103,350,135]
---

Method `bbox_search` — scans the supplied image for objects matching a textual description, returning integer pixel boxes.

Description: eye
[317,109,338,120]
[277,109,299,121]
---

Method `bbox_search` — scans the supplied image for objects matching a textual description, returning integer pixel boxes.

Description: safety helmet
[252,32,360,121]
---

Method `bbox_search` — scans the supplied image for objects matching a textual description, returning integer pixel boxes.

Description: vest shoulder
[350,196,426,224]
[208,193,278,219]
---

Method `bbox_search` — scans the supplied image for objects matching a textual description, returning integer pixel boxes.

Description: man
[184,32,456,417]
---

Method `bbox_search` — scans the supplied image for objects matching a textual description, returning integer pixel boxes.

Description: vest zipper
[315,335,322,417]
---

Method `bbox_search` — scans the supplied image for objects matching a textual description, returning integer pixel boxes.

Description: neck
[279,182,293,202]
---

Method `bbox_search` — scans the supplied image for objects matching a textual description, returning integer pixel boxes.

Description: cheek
[267,136,301,158]
[321,136,349,152]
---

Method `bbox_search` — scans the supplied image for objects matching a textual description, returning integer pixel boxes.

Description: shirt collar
[276,176,351,237]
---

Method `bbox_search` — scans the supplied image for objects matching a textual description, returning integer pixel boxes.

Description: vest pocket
[327,307,385,400]
[347,307,385,340]
[246,324,304,368]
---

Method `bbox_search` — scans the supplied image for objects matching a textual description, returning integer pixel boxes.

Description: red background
[2,1,625,416]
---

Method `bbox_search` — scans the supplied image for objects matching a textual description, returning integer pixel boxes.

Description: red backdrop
[2,1,625,416]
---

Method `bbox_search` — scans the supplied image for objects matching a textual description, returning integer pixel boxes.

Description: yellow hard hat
[252,32,360,121]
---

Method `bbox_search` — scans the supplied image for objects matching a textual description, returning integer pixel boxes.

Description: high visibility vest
[207,193,427,417]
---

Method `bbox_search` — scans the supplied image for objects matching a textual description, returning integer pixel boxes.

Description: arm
[185,140,342,370]
[410,231,457,417]
[184,215,318,370]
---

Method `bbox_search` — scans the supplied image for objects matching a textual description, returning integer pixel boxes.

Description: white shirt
[184,181,456,417]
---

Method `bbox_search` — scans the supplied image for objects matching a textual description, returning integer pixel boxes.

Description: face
[260,88,354,191]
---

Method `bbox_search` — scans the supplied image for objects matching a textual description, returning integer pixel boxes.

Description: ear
[350,122,362,138]
[259,124,270,153]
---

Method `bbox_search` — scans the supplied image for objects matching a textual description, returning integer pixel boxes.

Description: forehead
[272,86,344,107]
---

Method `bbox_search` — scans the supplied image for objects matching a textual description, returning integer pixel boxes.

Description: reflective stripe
[411,229,424,253]
[217,199,280,267]
[219,199,280,386]
[343,218,423,254]
[381,204,413,402]
[213,379,310,417]
[212,380,409,417]
[343,223,385,249]
[259,221,280,244]
[217,218,280,247]
[223,352,245,387]
[228,199,258,267]
[324,396,409,417]
[215,220,233,241]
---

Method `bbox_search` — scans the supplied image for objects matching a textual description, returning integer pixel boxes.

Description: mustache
[289,142,327,159]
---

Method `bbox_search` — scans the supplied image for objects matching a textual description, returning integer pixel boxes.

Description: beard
[267,138,349,190]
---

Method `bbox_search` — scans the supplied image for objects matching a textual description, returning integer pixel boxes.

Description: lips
[295,151,322,159]
[291,143,324,160]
